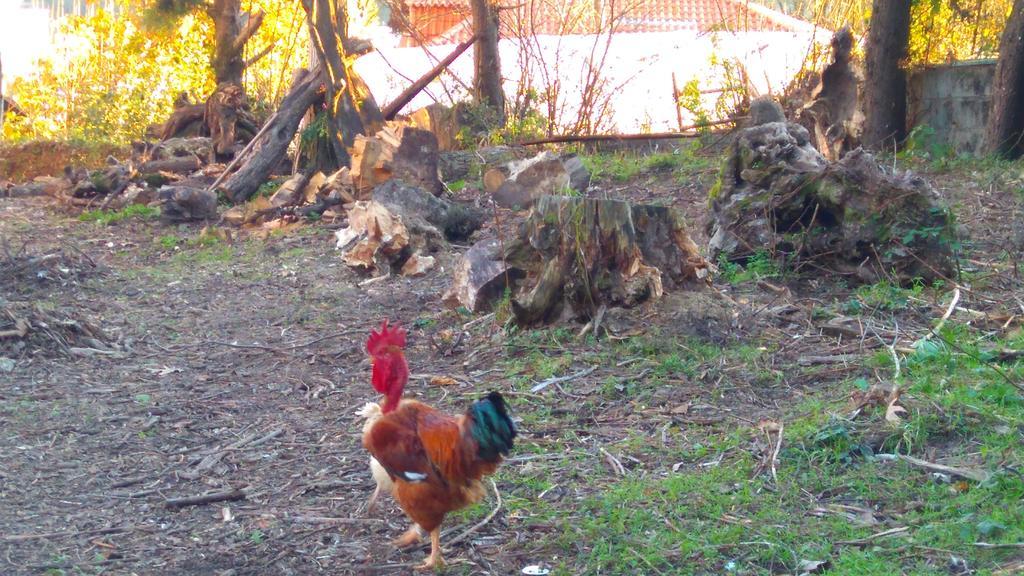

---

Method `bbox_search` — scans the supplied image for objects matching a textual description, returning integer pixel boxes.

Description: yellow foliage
[2,0,311,144]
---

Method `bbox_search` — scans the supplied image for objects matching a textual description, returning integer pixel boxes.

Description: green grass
[583,145,715,184]
[79,203,159,225]
[490,321,1024,575]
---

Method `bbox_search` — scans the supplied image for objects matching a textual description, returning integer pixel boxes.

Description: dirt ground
[1,150,1022,575]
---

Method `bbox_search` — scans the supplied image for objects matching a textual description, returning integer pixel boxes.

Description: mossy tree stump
[502,196,708,325]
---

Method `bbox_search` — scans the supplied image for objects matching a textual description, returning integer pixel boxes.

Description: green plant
[79,204,160,225]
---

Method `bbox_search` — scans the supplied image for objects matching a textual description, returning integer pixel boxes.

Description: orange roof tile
[404,0,812,45]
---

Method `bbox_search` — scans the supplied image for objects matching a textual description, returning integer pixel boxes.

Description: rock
[707,122,956,285]
[487,151,572,210]
[350,123,442,197]
[443,238,518,312]
[561,153,591,192]
[371,180,484,241]
[158,186,218,222]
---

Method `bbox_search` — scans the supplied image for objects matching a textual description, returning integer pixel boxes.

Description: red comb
[366,320,406,355]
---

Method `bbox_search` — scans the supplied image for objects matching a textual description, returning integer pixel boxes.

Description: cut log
[333,200,444,277]
[485,151,583,210]
[139,156,202,175]
[449,196,708,324]
[159,103,207,140]
[269,172,311,208]
[220,68,323,203]
[443,238,519,312]
[350,123,442,196]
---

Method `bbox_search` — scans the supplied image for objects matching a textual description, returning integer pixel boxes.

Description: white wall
[355,29,828,133]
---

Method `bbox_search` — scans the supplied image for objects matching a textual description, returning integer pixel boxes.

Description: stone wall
[907,60,996,156]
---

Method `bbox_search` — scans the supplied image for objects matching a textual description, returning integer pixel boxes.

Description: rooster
[355,402,392,513]
[361,321,516,570]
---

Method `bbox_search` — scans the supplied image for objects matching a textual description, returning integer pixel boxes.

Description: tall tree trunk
[302,0,383,170]
[471,0,506,125]
[209,0,265,86]
[986,1,1024,158]
[862,0,911,151]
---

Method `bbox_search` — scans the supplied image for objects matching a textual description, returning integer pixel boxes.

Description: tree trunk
[220,68,323,203]
[985,1,1024,158]
[209,0,265,86]
[471,0,506,124]
[862,0,911,151]
[302,0,384,170]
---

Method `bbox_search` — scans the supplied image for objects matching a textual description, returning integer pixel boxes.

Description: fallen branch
[516,118,742,146]
[165,487,248,509]
[382,34,478,120]
[1,526,135,542]
[897,454,989,483]
[530,365,597,393]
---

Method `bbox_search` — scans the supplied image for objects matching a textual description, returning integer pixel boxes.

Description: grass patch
[492,322,1024,574]
[79,204,159,225]
[583,144,715,183]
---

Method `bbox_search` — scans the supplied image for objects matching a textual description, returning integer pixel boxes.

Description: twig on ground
[530,365,597,393]
[165,487,248,509]
[599,446,626,476]
[1,526,136,542]
[444,479,503,548]
[835,526,910,546]
[895,454,990,483]
[974,542,1024,549]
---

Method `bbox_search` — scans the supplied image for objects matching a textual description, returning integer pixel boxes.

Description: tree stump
[482,196,707,325]
[707,120,958,285]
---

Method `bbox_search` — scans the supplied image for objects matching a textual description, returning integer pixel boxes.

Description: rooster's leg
[415,529,444,571]
[366,486,381,514]
[392,524,422,548]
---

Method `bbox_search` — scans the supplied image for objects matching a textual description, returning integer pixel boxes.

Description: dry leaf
[429,376,457,387]
[885,395,907,423]
[670,402,691,415]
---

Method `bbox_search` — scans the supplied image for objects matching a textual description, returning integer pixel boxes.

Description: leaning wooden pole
[219,67,324,203]
[382,34,478,120]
